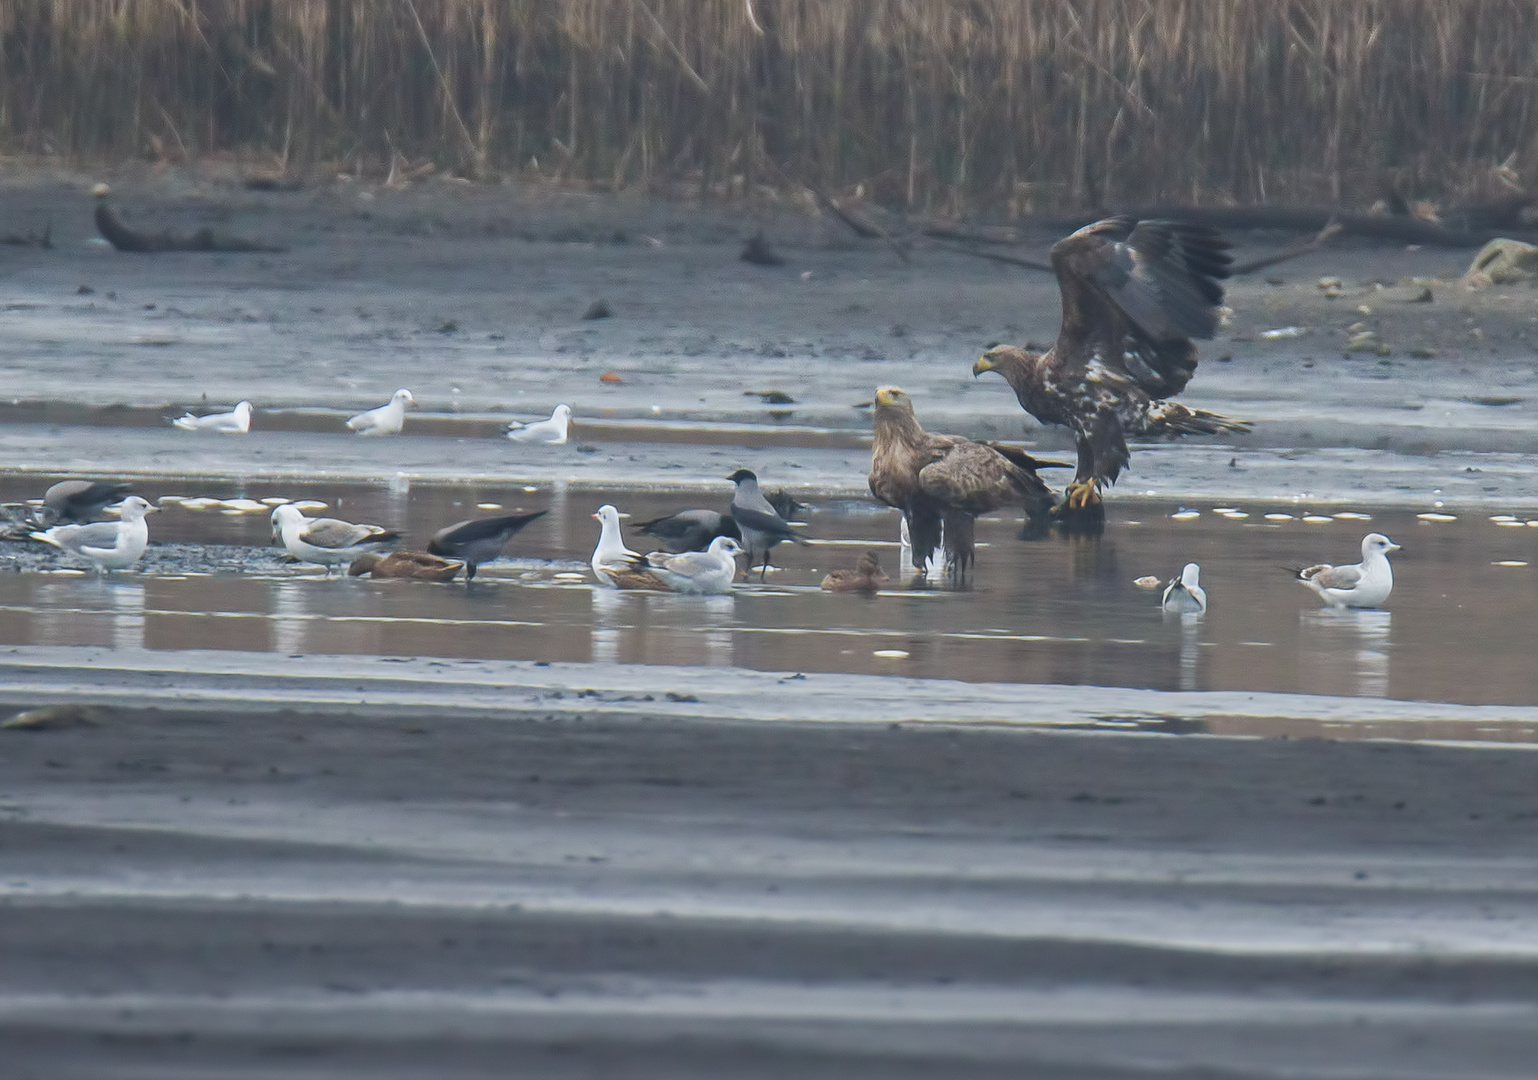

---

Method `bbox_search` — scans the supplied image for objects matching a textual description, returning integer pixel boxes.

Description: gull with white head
[591,504,666,590]
[646,536,744,595]
[1290,533,1400,608]
[346,389,414,436]
[271,504,400,575]
[507,404,572,444]
[1161,562,1207,614]
[31,495,157,573]
[172,400,252,433]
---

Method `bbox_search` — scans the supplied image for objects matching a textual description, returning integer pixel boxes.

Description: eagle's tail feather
[1144,403,1251,437]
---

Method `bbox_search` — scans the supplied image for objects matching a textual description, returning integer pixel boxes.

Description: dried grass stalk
[1,1,1533,211]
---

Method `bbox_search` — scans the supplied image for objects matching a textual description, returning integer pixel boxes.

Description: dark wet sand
[2,694,1537,1079]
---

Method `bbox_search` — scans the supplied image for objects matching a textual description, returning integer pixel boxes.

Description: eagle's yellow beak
[873,387,900,406]
[972,355,997,377]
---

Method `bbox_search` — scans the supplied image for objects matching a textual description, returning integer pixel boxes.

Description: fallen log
[1,222,52,248]
[810,187,911,263]
[93,189,286,254]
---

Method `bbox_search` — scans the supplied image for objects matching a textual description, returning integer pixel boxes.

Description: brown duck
[820,550,890,593]
[348,550,464,582]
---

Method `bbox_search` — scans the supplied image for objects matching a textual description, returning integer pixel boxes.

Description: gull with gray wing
[271,504,400,575]
[506,404,572,444]
[646,536,744,595]
[172,400,252,433]
[1289,533,1400,609]
[346,389,414,436]
[31,495,157,573]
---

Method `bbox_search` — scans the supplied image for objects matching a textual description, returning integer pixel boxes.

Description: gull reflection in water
[695,594,736,666]
[545,479,569,553]
[590,586,626,664]
[1301,608,1392,697]
[32,580,74,646]
[269,579,312,654]
[1163,609,1205,691]
[32,578,145,649]
[590,588,737,666]
[107,580,146,650]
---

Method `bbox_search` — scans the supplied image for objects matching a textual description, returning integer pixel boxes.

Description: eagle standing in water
[972,217,1249,514]
[868,386,1063,578]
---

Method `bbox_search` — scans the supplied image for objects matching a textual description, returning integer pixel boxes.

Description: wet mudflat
[4,171,1538,1078]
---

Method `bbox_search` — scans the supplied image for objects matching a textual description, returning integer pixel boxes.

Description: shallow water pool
[1,477,1535,710]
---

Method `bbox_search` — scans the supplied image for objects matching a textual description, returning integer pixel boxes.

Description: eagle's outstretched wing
[1049,217,1231,399]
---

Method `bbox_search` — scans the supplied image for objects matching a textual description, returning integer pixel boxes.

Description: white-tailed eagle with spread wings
[972,217,1249,511]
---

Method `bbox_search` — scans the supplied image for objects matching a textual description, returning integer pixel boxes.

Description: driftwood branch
[921,221,1023,246]
[931,241,1053,273]
[94,199,285,254]
[1230,220,1343,275]
[1,222,52,248]
[808,188,910,263]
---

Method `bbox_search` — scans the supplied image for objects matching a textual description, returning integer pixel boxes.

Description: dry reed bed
[1,0,1534,211]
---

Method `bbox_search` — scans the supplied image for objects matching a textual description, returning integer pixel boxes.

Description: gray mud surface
[1,668,1537,1079]
[3,167,1538,1077]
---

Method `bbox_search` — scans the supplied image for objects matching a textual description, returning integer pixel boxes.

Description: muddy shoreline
[3,168,1538,1077]
[3,669,1537,1078]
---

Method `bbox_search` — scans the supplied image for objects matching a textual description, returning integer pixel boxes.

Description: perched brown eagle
[868,386,1063,577]
[972,217,1250,511]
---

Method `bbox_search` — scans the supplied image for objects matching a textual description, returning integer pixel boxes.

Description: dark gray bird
[38,480,133,527]
[427,509,547,581]
[726,469,807,581]
[765,489,807,521]
[633,509,742,553]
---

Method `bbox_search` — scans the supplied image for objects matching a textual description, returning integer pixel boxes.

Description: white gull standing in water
[346,389,414,436]
[271,504,400,575]
[591,505,666,590]
[507,404,572,444]
[1290,533,1400,608]
[31,495,157,573]
[172,400,252,433]
[646,536,744,595]
[1161,562,1208,614]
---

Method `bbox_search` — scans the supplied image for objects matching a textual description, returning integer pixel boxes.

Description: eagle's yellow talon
[1063,480,1102,511]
